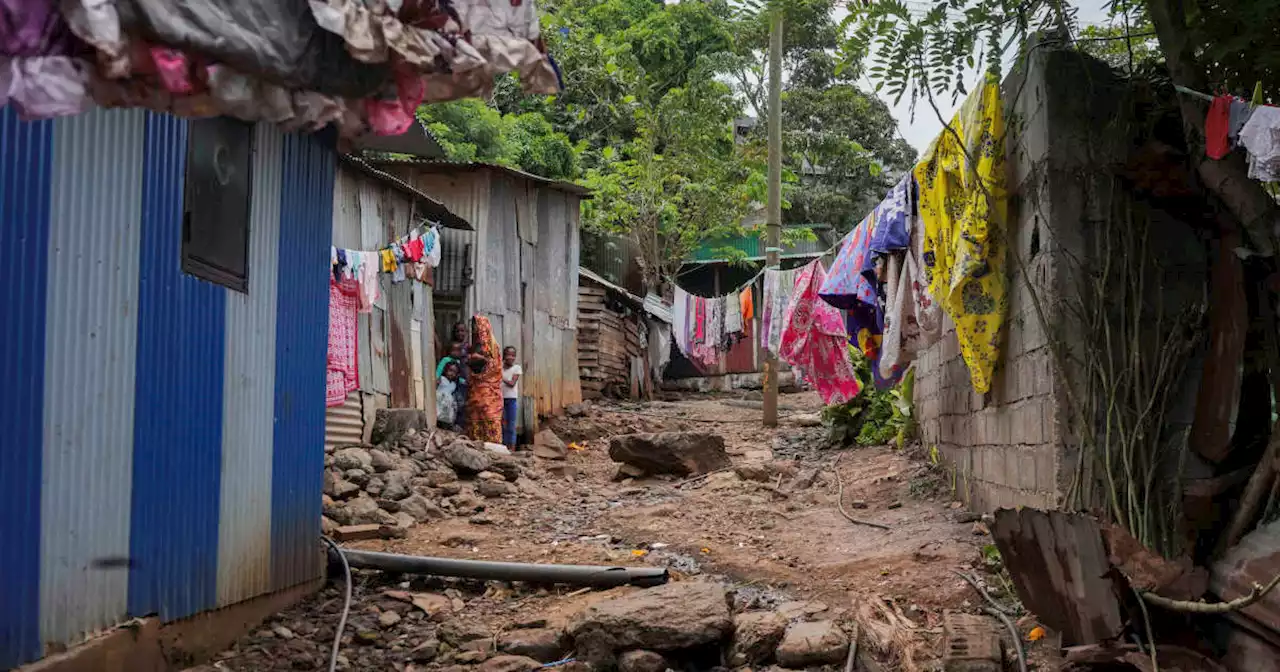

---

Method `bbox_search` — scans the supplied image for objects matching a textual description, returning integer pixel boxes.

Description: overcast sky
[833,0,1116,153]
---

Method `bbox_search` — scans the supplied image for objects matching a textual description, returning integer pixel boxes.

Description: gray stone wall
[914,47,1129,512]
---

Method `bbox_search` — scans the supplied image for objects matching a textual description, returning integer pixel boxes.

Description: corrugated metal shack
[325,157,472,450]
[577,268,652,400]
[0,106,336,669]
[366,158,588,434]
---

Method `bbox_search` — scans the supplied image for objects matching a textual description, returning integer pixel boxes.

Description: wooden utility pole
[763,9,782,428]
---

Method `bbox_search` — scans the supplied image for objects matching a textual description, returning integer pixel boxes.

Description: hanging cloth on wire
[778,261,861,405]
[761,266,801,355]
[913,72,1009,394]
[326,277,360,407]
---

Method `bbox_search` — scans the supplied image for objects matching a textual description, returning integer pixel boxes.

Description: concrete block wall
[915,46,1126,512]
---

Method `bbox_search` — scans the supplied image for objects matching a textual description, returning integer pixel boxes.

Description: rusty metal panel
[40,107,145,647]
[217,123,282,607]
[991,508,1123,645]
[325,393,365,451]
[1190,234,1246,463]
[1211,519,1280,631]
[726,318,756,374]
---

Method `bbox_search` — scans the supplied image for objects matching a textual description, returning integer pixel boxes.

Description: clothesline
[672,231,848,301]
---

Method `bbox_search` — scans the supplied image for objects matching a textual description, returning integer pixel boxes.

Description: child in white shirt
[501,346,523,447]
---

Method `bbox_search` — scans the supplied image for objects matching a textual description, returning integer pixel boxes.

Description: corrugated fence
[0,106,334,670]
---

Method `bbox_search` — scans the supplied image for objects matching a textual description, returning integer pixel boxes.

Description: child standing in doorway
[501,346,522,448]
[436,361,461,430]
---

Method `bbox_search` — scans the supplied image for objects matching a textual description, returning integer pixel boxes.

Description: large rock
[499,629,566,662]
[775,620,849,668]
[370,448,397,473]
[381,470,414,501]
[334,447,373,471]
[618,650,667,672]
[340,494,382,526]
[729,611,788,665]
[607,433,731,477]
[489,459,522,482]
[371,408,430,446]
[566,581,732,665]
[478,480,516,498]
[445,442,492,475]
[478,655,542,672]
[532,429,568,460]
[399,493,447,522]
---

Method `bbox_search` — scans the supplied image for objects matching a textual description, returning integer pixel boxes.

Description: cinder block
[1034,447,1057,495]
[1016,450,1037,491]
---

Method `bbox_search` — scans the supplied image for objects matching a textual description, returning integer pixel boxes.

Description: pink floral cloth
[327,278,360,407]
[779,261,861,405]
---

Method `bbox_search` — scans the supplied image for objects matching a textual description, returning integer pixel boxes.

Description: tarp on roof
[110,0,388,97]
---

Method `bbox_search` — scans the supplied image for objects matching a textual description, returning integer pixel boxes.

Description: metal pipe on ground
[329,547,671,588]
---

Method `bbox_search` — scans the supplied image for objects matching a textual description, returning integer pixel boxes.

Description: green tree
[728,0,917,231]
[416,100,580,180]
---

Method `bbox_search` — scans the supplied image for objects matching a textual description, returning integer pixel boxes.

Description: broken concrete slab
[566,581,732,664]
[607,432,731,476]
[331,524,403,543]
[942,611,1003,672]
[775,620,849,667]
[445,442,492,475]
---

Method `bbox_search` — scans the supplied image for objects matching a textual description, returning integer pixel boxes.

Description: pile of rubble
[322,410,570,540]
[207,572,861,672]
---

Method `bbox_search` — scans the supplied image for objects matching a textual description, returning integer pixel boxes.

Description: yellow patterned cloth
[912,74,1008,394]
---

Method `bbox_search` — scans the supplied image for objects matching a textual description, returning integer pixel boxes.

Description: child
[436,361,460,430]
[437,341,467,427]
[501,346,522,448]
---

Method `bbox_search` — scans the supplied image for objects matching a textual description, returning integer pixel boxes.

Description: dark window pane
[183,117,253,292]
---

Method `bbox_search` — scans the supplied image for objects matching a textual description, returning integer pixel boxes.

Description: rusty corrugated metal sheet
[725,317,757,374]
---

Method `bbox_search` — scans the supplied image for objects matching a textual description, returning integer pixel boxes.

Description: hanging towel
[761,267,801,354]
[1205,94,1233,159]
[913,73,1009,394]
[724,293,743,334]
[673,286,691,356]
[326,278,360,407]
[779,261,861,405]
[356,252,380,312]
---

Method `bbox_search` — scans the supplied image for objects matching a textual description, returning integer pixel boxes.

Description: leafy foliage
[417,100,580,180]
[821,347,917,448]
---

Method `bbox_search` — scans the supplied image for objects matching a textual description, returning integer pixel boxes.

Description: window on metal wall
[183,117,254,292]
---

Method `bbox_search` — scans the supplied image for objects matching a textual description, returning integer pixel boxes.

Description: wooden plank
[991,509,1124,646]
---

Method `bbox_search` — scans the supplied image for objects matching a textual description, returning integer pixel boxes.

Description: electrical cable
[322,537,353,672]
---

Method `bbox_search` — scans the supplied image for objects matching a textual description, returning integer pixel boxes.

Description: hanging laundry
[0,0,91,119]
[867,174,913,259]
[424,227,443,267]
[913,73,1009,394]
[673,287,691,357]
[740,286,754,322]
[357,252,381,312]
[1240,105,1280,181]
[724,293,743,335]
[819,212,897,387]
[1205,94,1233,159]
[405,237,425,262]
[878,204,945,376]
[1229,99,1254,149]
[761,267,801,355]
[779,261,861,405]
[327,278,361,407]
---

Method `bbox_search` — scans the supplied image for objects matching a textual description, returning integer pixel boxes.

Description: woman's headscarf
[465,315,504,443]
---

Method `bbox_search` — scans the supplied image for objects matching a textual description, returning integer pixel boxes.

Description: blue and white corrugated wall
[0,105,334,670]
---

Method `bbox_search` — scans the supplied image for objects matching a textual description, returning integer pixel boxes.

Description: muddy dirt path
[191,392,1021,672]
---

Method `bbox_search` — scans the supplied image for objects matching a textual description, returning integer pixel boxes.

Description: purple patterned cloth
[861,174,914,283]
[1,0,90,119]
[817,212,877,311]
